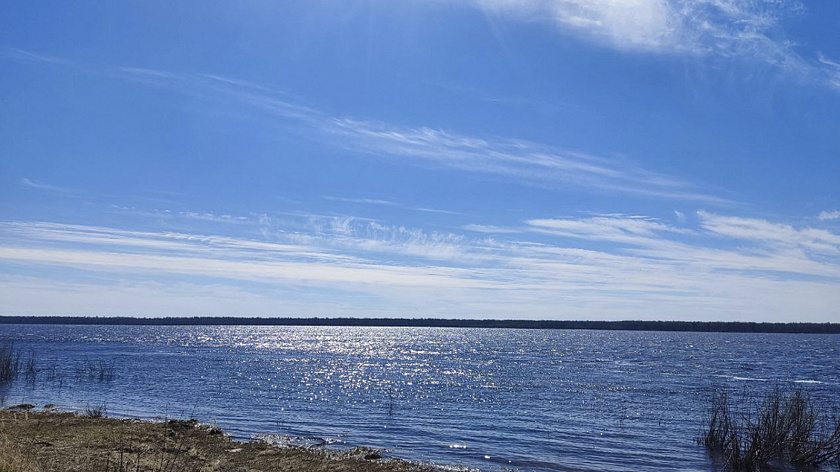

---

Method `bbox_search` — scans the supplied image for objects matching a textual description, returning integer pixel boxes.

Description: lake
[1,325,838,472]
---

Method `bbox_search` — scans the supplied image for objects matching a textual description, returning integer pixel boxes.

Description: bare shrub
[83,403,108,418]
[701,386,840,470]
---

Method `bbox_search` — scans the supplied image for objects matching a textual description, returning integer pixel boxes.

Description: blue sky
[1,0,839,321]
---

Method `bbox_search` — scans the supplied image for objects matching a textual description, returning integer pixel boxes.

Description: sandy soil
[0,405,444,472]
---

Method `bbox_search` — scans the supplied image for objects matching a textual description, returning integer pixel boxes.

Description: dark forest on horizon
[0,316,838,334]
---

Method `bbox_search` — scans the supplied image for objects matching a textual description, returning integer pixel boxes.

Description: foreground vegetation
[0,407,437,472]
[0,344,34,384]
[701,386,840,470]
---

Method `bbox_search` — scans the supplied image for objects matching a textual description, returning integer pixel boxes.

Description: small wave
[731,376,768,382]
[422,460,482,472]
[449,443,467,449]
[793,380,822,384]
[255,433,333,448]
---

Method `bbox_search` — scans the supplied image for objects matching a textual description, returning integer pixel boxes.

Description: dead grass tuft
[701,386,840,470]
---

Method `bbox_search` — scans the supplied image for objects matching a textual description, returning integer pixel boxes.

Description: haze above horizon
[1,1,839,321]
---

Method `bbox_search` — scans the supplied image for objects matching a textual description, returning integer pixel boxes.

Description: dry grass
[0,343,21,383]
[0,409,438,472]
[701,386,840,470]
[0,431,42,472]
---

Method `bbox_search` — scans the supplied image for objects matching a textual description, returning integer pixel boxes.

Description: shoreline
[2,316,839,334]
[0,404,452,472]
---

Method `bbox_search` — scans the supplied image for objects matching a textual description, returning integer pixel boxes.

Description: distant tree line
[0,316,838,334]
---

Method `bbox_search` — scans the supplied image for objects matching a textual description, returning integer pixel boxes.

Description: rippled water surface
[1,325,838,472]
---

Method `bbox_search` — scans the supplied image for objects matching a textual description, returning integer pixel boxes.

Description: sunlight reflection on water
[1,325,838,472]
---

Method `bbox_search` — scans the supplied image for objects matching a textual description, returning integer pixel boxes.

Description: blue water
[1,325,838,472]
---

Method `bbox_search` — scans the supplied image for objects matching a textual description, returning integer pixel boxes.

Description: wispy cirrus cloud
[1,212,838,320]
[475,0,838,90]
[466,212,840,280]
[114,67,323,124]
[698,211,840,255]
[330,119,724,202]
[0,49,729,203]
[0,46,72,66]
[21,178,77,194]
[525,214,688,246]
[817,53,840,89]
[323,195,462,216]
[104,64,724,203]
[323,196,398,206]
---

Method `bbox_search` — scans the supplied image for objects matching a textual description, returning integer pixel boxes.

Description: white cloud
[698,211,840,254]
[463,224,522,234]
[0,275,395,318]
[525,214,686,245]
[817,53,840,90]
[818,210,840,221]
[323,196,397,206]
[479,0,677,52]
[0,245,485,290]
[331,119,723,202]
[475,0,838,89]
[1,213,838,321]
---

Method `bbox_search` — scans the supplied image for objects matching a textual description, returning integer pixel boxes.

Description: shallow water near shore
[1,325,838,472]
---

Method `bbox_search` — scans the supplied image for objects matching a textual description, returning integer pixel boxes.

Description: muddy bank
[0,406,447,472]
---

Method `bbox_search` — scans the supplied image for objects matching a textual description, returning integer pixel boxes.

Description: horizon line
[1,316,837,334]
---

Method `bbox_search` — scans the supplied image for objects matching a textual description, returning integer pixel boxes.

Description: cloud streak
[322,196,461,215]
[698,211,840,255]
[1,212,838,320]
[330,119,724,202]
[103,65,723,203]
[21,178,77,194]
[0,49,746,203]
[0,46,72,66]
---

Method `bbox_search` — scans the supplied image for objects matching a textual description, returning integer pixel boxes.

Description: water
[1,325,838,472]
